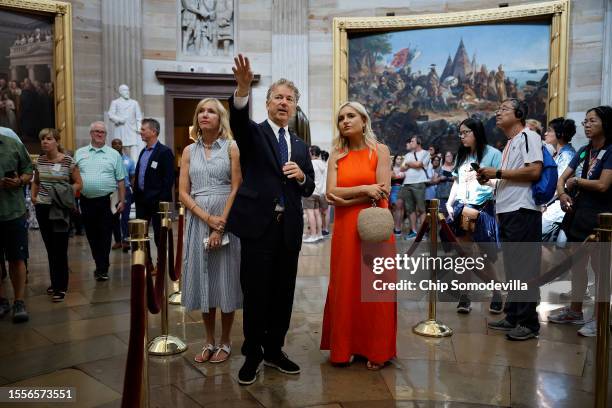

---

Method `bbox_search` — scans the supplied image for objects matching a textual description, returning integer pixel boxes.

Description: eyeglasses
[91,130,106,134]
[495,107,514,114]
[459,129,473,137]
[582,119,599,127]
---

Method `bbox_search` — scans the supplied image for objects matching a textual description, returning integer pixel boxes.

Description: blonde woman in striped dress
[179,98,242,364]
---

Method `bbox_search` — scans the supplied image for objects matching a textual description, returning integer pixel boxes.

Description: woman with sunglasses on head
[179,98,243,362]
[548,106,612,336]
[446,118,502,314]
[31,128,82,302]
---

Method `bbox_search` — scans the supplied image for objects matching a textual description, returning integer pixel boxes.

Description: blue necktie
[278,128,288,206]
[278,127,288,164]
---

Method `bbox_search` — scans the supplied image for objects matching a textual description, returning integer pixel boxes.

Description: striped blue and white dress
[181,138,242,313]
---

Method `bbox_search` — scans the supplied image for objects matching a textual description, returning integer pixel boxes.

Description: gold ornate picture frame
[0,0,74,153]
[333,0,570,151]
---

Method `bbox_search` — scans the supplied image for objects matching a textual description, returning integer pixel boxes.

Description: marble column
[102,0,143,109]
[602,0,612,105]
[271,0,309,116]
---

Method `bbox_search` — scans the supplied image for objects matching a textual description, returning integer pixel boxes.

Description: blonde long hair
[332,101,378,162]
[189,98,233,141]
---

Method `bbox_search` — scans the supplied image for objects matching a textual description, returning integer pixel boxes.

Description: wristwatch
[496,169,502,179]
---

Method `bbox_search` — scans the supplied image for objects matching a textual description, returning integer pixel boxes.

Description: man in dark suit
[133,118,175,248]
[228,54,315,385]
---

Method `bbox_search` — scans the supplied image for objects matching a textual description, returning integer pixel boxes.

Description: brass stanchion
[122,219,150,408]
[147,202,188,355]
[169,204,184,305]
[413,199,453,337]
[594,213,612,408]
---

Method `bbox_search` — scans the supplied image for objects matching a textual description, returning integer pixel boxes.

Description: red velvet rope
[171,212,184,281]
[121,264,146,408]
[438,218,593,286]
[146,225,167,314]
[167,228,175,282]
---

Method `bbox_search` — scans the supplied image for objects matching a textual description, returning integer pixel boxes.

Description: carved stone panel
[178,0,235,59]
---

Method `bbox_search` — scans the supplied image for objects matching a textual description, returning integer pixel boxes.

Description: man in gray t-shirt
[478,98,543,341]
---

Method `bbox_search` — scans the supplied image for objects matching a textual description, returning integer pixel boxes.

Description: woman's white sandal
[209,344,231,364]
[194,343,216,363]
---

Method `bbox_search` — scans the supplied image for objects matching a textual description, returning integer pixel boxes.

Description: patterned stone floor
[0,225,608,407]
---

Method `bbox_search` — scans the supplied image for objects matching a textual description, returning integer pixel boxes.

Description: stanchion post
[594,213,612,408]
[123,219,150,408]
[148,202,187,356]
[413,199,453,338]
[169,203,183,305]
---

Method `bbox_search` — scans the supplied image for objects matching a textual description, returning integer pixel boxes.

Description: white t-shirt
[496,128,543,214]
[402,149,430,185]
[311,158,327,196]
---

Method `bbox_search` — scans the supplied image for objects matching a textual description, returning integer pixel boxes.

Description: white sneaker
[315,235,324,242]
[303,236,318,243]
[578,319,597,337]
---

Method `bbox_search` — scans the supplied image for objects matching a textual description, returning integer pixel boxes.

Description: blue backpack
[523,132,557,205]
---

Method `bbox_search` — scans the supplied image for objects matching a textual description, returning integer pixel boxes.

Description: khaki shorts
[303,195,320,210]
[399,183,426,214]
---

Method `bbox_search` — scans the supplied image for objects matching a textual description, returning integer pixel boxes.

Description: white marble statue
[108,84,143,162]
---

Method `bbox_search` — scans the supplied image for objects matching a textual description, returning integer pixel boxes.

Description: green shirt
[0,135,33,221]
[75,144,126,198]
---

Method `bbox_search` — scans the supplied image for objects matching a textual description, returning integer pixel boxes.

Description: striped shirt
[36,154,75,205]
[75,144,126,198]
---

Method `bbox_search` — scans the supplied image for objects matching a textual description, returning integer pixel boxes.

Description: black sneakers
[489,291,504,314]
[238,357,262,385]
[94,270,109,281]
[456,294,472,314]
[264,352,301,374]
[12,300,29,323]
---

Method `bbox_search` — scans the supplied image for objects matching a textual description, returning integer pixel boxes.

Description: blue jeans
[120,188,132,242]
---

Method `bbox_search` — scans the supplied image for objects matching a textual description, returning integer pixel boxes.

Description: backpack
[523,132,557,205]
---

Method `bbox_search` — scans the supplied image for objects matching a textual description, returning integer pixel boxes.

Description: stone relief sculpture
[108,84,143,163]
[180,0,234,57]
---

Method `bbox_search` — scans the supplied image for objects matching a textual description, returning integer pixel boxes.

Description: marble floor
[0,225,610,407]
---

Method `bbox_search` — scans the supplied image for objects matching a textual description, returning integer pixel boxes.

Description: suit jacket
[133,141,175,205]
[227,96,315,251]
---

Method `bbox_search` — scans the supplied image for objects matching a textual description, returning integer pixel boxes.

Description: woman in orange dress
[320,101,396,370]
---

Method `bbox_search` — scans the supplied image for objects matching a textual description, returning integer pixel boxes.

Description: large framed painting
[333,0,570,154]
[0,0,74,154]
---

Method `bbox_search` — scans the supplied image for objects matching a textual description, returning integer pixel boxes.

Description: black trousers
[135,200,161,249]
[498,208,542,331]
[35,204,70,291]
[240,213,299,360]
[80,194,113,273]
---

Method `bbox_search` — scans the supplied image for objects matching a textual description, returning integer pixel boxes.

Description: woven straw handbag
[357,200,394,242]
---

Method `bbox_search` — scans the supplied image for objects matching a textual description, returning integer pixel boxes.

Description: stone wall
[66,0,104,148]
[68,0,607,150]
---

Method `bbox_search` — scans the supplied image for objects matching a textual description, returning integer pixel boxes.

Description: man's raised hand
[232,54,253,97]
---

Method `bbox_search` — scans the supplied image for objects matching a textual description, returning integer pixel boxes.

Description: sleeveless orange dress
[320,148,397,364]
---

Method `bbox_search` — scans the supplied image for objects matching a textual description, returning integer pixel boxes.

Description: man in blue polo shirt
[75,121,126,281]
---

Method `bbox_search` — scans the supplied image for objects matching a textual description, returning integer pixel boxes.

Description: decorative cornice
[334,0,568,31]
[0,0,70,15]
[155,71,261,85]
